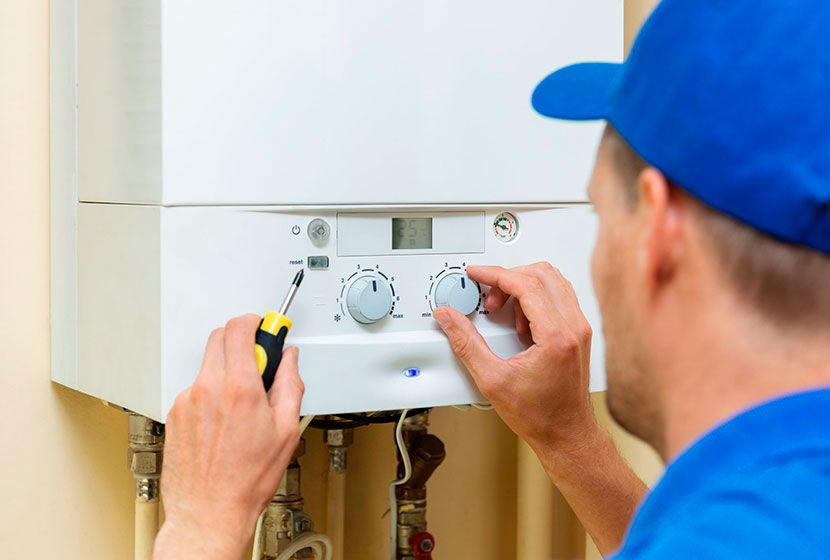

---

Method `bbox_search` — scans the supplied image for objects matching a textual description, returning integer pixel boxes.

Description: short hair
[603,125,830,328]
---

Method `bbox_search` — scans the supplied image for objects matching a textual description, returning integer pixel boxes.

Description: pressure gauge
[493,212,519,242]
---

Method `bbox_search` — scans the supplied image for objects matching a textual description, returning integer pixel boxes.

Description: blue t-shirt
[612,389,830,559]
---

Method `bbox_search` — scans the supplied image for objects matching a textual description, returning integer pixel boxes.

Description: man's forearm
[533,425,648,557]
[154,512,253,560]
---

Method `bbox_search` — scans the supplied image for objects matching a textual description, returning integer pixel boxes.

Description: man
[155,0,830,558]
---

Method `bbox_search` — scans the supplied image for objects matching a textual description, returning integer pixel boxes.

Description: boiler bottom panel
[74,203,603,420]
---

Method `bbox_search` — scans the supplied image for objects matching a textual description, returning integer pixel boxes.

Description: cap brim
[531,62,621,121]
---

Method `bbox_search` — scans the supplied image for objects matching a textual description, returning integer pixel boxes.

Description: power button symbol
[291,225,301,236]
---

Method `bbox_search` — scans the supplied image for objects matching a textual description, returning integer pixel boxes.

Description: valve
[410,532,435,560]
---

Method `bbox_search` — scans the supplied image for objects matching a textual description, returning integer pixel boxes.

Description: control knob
[347,275,393,324]
[434,273,480,316]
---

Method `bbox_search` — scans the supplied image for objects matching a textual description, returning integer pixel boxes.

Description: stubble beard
[604,331,666,456]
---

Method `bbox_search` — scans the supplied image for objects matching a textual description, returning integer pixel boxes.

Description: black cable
[306,408,432,430]
[308,418,369,430]
[335,408,431,424]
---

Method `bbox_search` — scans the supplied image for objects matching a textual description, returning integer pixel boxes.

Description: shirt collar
[623,387,830,546]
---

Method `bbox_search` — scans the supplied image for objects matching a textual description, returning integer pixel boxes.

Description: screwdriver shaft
[278,269,304,316]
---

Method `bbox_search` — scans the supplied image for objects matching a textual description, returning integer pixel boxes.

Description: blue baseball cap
[532,0,830,254]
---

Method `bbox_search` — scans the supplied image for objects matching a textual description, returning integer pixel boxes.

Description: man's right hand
[434,263,647,556]
[433,263,597,456]
[154,314,304,560]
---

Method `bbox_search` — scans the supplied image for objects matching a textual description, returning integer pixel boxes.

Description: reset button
[308,256,329,270]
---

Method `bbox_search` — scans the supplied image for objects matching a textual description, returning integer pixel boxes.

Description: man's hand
[434,263,647,555]
[433,263,596,455]
[154,314,305,560]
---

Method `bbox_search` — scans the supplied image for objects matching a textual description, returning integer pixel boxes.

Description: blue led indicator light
[404,368,421,378]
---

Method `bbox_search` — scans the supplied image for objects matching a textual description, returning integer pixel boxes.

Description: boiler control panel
[152,205,605,416]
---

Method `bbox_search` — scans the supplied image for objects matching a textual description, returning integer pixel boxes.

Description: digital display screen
[392,217,433,250]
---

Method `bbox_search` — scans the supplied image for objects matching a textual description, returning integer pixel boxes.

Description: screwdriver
[256,268,304,392]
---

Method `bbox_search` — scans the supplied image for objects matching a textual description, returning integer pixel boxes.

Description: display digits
[392,217,433,250]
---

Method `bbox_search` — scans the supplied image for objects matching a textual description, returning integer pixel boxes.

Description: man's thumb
[433,306,502,384]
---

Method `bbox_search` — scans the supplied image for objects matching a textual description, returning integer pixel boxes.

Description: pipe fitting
[260,439,316,559]
[127,414,164,502]
[127,413,165,560]
[394,411,445,560]
[324,427,354,474]
[402,434,445,490]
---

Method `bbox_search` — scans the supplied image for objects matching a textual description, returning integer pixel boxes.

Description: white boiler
[51,0,622,420]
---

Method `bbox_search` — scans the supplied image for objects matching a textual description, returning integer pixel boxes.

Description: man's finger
[269,346,304,423]
[196,327,226,385]
[433,306,506,386]
[466,266,566,339]
[514,298,530,335]
[515,262,587,333]
[483,286,510,311]
[223,314,262,387]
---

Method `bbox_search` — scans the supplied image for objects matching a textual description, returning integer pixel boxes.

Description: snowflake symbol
[334,314,341,322]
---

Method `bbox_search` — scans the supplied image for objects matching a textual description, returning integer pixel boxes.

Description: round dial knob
[347,275,393,324]
[434,273,480,316]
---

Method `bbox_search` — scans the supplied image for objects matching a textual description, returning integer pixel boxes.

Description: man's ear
[636,167,686,298]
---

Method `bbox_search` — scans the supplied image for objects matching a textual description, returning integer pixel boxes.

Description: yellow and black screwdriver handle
[255,311,292,392]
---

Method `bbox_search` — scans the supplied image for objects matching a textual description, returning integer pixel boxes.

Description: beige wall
[0,2,135,557]
[0,1,660,558]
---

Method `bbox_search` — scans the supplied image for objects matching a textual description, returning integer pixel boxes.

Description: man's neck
[651,295,830,462]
